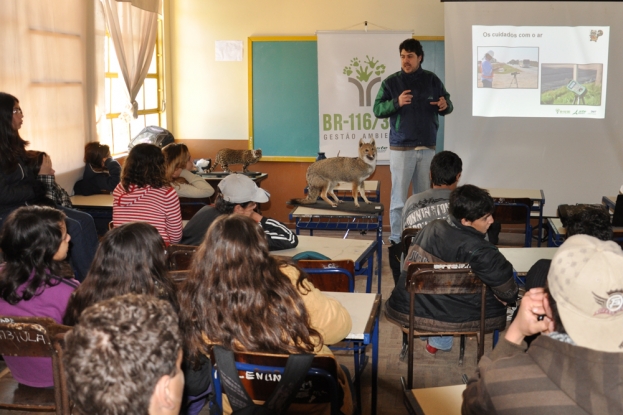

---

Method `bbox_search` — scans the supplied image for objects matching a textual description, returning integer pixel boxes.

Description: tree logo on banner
[343,56,386,106]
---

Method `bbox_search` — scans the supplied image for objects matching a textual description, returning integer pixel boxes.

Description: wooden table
[275,235,377,292]
[70,194,114,236]
[402,380,465,415]
[499,247,558,284]
[289,206,383,293]
[324,292,381,415]
[487,188,545,246]
[198,172,268,190]
[305,180,381,203]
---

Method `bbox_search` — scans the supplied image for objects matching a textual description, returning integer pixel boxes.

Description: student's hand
[504,288,553,345]
[431,96,448,111]
[39,155,55,175]
[398,90,412,107]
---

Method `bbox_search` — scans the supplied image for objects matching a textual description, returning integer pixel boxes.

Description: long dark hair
[0,92,28,173]
[178,214,321,367]
[120,143,167,191]
[0,206,67,304]
[64,222,178,326]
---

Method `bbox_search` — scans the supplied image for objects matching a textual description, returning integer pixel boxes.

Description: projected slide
[473,26,609,118]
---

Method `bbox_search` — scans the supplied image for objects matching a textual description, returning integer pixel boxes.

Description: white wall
[166,0,445,140]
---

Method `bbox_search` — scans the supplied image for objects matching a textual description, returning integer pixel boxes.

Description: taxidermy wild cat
[208,148,262,173]
[289,138,377,208]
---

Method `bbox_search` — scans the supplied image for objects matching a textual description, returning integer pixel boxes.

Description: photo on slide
[540,63,603,106]
[476,47,539,89]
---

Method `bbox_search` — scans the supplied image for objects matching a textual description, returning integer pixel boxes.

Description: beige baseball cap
[548,234,623,353]
[218,174,269,204]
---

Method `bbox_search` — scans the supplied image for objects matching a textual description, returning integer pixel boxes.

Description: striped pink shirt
[113,183,182,244]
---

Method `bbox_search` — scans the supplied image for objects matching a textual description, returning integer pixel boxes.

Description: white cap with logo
[218,174,269,204]
[548,234,623,353]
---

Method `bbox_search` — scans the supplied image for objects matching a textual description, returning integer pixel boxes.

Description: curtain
[100,0,161,121]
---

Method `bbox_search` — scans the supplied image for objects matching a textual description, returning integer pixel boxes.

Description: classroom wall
[166,0,444,227]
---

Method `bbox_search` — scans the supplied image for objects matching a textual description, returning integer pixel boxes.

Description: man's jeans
[389,148,435,243]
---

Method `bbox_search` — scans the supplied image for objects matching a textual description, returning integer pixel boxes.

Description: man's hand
[505,288,554,345]
[431,96,448,111]
[39,155,55,175]
[398,90,412,107]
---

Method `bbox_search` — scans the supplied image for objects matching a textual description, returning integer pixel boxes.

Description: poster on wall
[317,31,411,163]
[473,25,609,118]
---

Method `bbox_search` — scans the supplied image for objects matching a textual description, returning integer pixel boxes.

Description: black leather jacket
[386,215,518,331]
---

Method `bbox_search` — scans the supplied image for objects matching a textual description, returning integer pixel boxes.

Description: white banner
[473,25,609,118]
[317,31,411,163]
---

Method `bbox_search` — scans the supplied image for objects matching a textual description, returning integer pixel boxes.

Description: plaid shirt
[38,175,73,208]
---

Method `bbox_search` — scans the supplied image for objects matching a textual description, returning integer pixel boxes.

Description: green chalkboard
[249,37,445,160]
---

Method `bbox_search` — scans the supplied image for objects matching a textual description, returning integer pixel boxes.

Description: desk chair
[167,244,197,270]
[403,263,495,390]
[493,198,533,247]
[0,316,70,414]
[297,259,364,413]
[209,348,341,415]
[401,228,421,258]
[179,198,212,221]
[169,269,190,286]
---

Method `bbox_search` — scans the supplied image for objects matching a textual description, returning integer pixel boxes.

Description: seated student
[525,205,613,290]
[113,143,182,245]
[462,235,623,415]
[389,150,462,285]
[73,142,121,195]
[24,150,73,208]
[64,294,184,415]
[180,174,297,250]
[178,214,353,415]
[0,206,79,388]
[162,143,214,198]
[63,222,178,326]
[385,184,518,356]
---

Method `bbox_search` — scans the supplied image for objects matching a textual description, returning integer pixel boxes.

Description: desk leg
[364,243,375,293]
[537,205,544,247]
[371,307,379,415]
[376,216,383,294]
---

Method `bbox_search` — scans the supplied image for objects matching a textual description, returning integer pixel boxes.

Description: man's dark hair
[449,184,495,222]
[544,286,566,334]
[214,195,253,214]
[430,151,462,186]
[399,39,424,63]
[566,206,613,241]
[64,294,181,415]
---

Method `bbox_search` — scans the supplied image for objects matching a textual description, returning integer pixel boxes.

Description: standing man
[373,38,453,248]
[481,50,494,88]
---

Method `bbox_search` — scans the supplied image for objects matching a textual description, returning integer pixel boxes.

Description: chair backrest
[179,198,212,221]
[167,243,197,270]
[297,260,355,292]
[169,269,190,286]
[493,198,532,247]
[405,263,486,389]
[209,348,341,415]
[401,228,421,258]
[0,316,70,414]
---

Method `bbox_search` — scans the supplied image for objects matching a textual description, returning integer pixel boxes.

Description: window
[100,18,165,155]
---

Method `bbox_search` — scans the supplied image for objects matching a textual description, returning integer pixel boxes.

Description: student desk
[487,188,545,246]
[273,235,377,293]
[549,215,623,246]
[289,206,383,293]
[70,194,113,236]
[198,172,268,190]
[402,381,465,415]
[324,292,381,415]
[304,180,381,203]
[499,247,558,284]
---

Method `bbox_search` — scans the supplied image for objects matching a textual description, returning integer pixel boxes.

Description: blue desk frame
[289,206,383,294]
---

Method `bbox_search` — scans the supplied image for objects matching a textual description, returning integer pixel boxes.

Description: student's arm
[100,158,121,192]
[175,169,215,198]
[164,187,183,243]
[470,246,518,303]
[258,216,298,250]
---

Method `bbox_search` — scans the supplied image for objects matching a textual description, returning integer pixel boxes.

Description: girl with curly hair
[113,143,182,244]
[0,206,79,388]
[162,143,214,198]
[63,222,178,326]
[178,214,353,415]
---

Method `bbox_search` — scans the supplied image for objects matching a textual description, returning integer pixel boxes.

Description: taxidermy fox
[289,138,377,208]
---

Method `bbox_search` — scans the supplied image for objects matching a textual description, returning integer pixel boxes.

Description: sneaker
[399,343,409,362]
[425,340,438,355]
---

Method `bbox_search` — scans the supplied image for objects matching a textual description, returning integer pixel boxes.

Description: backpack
[210,346,314,415]
[128,126,175,150]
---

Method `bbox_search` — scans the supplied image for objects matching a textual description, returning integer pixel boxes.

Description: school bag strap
[213,345,315,415]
